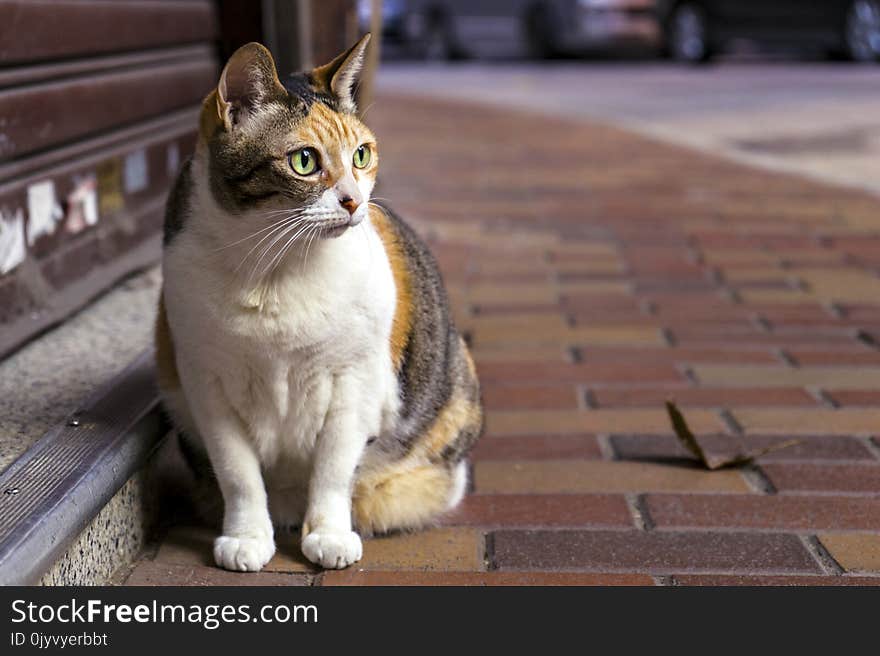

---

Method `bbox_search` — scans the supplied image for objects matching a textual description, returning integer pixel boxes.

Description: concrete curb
[0,350,166,584]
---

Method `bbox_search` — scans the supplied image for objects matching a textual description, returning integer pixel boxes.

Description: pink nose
[340,196,360,216]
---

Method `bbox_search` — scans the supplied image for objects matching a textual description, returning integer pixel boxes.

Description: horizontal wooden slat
[0,57,216,161]
[0,0,217,65]
[0,44,214,90]
[0,107,198,184]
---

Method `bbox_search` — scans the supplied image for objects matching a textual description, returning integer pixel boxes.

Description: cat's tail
[352,460,468,537]
[353,336,483,536]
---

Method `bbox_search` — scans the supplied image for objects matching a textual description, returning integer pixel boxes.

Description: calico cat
[155,34,482,571]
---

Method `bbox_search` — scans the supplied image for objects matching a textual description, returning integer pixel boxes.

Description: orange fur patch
[422,394,482,458]
[353,462,452,536]
[198,89,225,143]
[297,102,376,187]
[155,296,180,389]
[370,206,413,372]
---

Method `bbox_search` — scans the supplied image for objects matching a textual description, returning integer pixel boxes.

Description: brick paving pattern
[122,93,880,586]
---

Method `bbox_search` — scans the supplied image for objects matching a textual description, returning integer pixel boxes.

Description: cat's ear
[312,33,371,112]
[216,42,285,130]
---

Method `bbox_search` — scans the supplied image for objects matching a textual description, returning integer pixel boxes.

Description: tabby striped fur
[155,35,482,571]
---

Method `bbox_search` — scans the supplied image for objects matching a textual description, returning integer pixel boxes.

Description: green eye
[290,148,318,175]
[353,144,371,169]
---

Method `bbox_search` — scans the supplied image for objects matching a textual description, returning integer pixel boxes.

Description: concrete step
[0,351,166,584]
[0,267,168,585]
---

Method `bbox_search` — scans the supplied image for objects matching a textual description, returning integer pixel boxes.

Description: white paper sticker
[66,173,99,234]
[26,180,64,245]
[123,149,149,193]
[0,207,26,275]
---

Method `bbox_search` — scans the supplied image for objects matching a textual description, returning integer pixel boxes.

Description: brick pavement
[121,93,880,586]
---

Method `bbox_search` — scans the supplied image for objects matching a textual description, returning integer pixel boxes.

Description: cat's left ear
[217,42,286,130]
[312,33,371,113]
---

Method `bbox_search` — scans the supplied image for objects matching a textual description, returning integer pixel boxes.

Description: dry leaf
[665,401,800,470]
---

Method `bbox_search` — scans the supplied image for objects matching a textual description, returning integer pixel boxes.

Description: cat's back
[367,204,482,460]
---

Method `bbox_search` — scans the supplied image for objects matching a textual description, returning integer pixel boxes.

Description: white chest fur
[162,213,399,468]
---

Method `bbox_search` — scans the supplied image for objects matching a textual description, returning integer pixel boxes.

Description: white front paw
[214,535,275,572]
[301,529,362,569]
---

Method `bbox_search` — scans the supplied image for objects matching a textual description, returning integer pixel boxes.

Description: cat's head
[199,34,376,240]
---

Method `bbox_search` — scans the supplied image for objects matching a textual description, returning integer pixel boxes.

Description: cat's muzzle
[322,214,362,238]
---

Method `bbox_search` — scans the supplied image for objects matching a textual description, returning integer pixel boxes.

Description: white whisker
[302,223,320,271]
[237,216,307,277]
[216,211,306,253]
[248,218,312,282]
[234,219,303,272]
[261,220,315,278]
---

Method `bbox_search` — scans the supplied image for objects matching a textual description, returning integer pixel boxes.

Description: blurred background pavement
[377,62,880,194]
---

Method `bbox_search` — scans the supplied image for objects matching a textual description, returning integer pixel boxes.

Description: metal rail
[0,350,166,585]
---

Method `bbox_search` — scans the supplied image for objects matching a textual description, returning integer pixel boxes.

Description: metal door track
[0,350,166,584]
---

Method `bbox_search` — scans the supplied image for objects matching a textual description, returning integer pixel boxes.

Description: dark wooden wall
[0,0,219,357]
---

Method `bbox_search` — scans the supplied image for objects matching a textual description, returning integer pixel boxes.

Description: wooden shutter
[0,0,219,357]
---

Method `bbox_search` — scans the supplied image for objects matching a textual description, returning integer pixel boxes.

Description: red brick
[360,528,484,571]
[321,571,654,586]
[476,361,683,384]
[646,494,880,531]
[670,328,856,347]
[660,319,762,330]
[819,533,880,572]
[470,434,602,461]
[730,280,794,291]
[468,273,555,285]
[733,408,880,435]
[840,305,880,322]
[475,457,749,493]
[672,574,880,586]
[753,305,839,324]
[578,346,780,365]
[628,262,705,278]
[566,313,665,326]
[444,494,632,528]
[634,280,719,293]
[786,349,880,366]
[472,345,569,364]
[473,302,564,315]
[592,387,816,408]
[550,250,619,264]
[124,562,311,586]
[610,434,874,463]
[561,294,641,312]
[491,530,819,574]
[481,384,580,410]
[827,390,880,406]
[693,233,817,248]
[761,463,880,494]
[648,300,750,320]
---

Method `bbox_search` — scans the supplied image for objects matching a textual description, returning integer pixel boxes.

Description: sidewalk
[377,63,880,197]
[120,93,880,586]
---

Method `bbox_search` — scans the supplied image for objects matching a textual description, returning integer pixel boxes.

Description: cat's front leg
[301,376,367,569]
[183,374,275,572]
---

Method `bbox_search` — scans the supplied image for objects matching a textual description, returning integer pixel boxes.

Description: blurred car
[375,0,660,59]
[657,0,880,62]
[358,0,411,45]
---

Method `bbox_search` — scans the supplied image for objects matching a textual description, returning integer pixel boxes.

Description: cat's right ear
[215,42,285,130]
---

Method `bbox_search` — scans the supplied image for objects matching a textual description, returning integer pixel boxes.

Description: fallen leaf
[665,401,800,470]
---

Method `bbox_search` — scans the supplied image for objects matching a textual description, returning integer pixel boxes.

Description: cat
[155,34,483,571]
